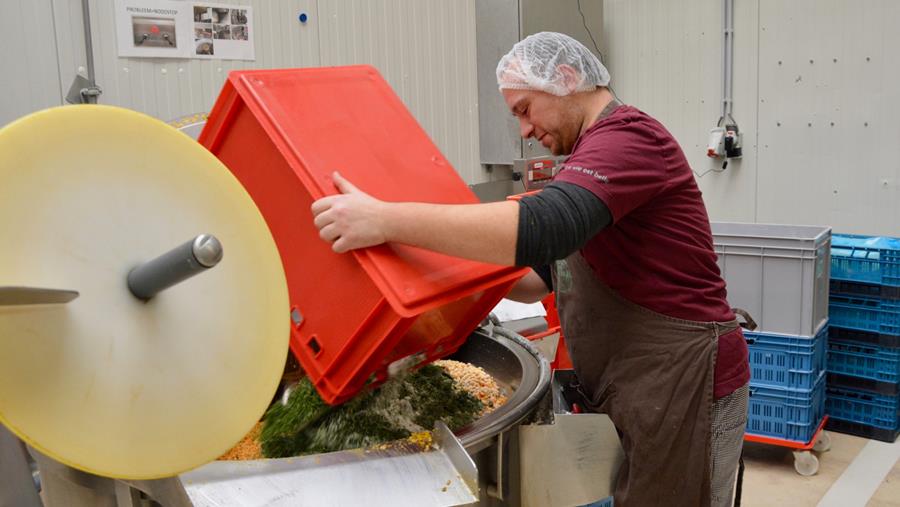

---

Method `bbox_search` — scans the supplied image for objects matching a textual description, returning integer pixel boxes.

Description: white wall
[601,0,900,236]
[1,0,482,184]
[317,0,481,183]
[4,0,899,235]
[82,0,321,121]
[755,0,900,236]
[1,1,64,123]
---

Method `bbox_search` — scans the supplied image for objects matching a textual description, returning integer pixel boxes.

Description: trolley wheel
[793,450,819,476]
[812,431,831,453]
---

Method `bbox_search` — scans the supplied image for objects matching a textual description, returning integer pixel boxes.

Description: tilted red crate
[199,66,526,404]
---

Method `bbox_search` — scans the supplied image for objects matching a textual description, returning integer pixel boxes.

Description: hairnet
[496,32,610,96]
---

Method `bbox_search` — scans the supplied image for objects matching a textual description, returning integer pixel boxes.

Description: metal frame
[64,0,101,104]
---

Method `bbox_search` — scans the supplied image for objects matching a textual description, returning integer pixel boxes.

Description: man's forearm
[382,200,520,266]
[506,269,551,303]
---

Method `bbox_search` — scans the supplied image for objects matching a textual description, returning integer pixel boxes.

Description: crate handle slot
[307,335,322,356]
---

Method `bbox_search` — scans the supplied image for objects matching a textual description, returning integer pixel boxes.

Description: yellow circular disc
[0,106,289,479]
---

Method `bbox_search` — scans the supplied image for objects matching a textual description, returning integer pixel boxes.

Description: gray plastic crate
[711,222,831,337]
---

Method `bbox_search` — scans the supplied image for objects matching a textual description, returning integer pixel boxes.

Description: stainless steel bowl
[454,327,550,454]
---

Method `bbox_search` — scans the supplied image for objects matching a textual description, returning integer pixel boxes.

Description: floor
[740,431,900,506]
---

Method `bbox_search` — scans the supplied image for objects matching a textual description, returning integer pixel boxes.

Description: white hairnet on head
[497,32,610,96]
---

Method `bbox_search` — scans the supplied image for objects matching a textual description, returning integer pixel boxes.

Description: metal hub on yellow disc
[0,105,289,479]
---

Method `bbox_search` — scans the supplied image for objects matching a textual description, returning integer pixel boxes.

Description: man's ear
[557,64,582,93]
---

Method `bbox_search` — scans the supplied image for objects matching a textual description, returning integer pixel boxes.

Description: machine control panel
[513,156,561,191]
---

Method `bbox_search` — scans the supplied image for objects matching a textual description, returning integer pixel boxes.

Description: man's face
[502,88,583,156]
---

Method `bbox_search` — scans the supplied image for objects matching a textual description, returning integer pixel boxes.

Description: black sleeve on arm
[515,181,612,267]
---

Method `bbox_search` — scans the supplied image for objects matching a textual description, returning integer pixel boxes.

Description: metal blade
[0,287,80,306]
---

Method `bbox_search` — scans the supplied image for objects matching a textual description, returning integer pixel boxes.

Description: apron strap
[731,308,758,332]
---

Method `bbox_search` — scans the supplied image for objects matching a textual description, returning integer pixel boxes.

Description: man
[312,32,750,507]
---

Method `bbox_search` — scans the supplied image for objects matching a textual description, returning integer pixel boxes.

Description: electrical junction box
[707,127,726,158]
[708,125,743,159]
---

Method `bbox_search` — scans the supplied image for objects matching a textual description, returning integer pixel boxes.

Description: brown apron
[553,252,741,507]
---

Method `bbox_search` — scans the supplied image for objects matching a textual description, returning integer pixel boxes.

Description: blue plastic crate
[827,339,900,383]
[826,386,900,430]
[828,371,900,397]
[830,279,900,301]
[826,417,900,443]
[829,325,900,349]
[745,325,827,390]
[746,373,826,443]
[829,294,900,336]
[579,497,614,507]
[831,234,900,287]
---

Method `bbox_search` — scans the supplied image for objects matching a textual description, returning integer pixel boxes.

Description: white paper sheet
[491,298,547,322]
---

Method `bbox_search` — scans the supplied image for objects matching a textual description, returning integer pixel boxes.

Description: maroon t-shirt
[554,104,749,399]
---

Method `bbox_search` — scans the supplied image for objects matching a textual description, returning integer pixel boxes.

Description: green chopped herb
[259,365,483,458]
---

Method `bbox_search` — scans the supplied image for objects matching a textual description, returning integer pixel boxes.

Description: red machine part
[541,293,573,370]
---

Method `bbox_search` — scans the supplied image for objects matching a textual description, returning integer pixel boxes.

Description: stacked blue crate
[711,223,832,446]
[745,326,828,443]
[826,234,900,442]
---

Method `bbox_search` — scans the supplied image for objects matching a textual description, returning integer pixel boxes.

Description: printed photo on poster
[116,0,191,58]
[213,24,230,39]
[193,23,213,55]
[193,6,212,22]
[211,7,230,24]
[231,9,248,25]
[232,25,248,41]
[132,16,177,48]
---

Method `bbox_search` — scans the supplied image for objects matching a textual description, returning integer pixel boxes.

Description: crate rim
[745,321,830,341]
[711,221,832,243]
[832,234,900,251]
[750,370,827,394]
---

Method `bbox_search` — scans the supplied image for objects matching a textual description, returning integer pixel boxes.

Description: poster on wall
[114,0,254,60]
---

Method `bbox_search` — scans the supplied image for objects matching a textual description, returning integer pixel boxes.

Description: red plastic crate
[199,66,526,404]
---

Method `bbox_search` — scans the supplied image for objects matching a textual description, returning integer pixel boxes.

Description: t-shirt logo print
[560,165,609,183]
